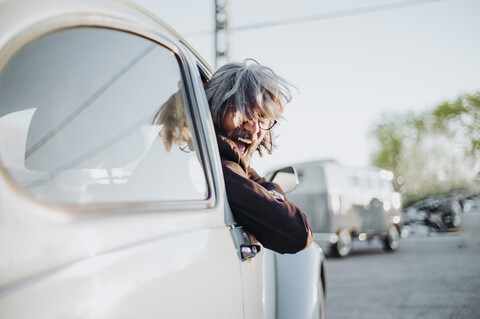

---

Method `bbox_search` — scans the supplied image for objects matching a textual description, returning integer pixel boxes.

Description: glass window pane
[0,28,207,204]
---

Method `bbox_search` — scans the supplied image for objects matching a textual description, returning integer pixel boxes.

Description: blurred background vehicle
[402,191,467,232]
[268,160,403,257]
[463,193,480,213]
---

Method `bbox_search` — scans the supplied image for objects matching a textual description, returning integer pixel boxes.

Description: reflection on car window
[0,27,207,204]
[152,86,195,153]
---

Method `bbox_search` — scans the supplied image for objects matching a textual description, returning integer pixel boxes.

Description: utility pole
[214,0,229,69]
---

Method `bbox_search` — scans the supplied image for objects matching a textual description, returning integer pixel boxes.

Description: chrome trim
[240,244,261,259]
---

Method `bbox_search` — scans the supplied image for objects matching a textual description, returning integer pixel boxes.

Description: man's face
[222,107,272,161]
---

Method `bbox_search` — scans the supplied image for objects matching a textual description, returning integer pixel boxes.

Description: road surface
[325,208,480,319]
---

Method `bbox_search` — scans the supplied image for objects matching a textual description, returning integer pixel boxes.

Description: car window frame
[0,16,217,214]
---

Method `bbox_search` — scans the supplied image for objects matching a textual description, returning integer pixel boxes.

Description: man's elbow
[300,229,313,251]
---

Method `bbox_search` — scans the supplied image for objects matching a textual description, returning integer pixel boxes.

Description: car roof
[0,0,213,75]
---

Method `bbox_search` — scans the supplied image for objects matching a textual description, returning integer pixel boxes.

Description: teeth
[237,137,252,144]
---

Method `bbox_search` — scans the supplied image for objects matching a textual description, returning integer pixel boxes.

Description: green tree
[370,91,480,205]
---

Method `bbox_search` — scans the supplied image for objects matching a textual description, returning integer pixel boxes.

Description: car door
[0,18,244,318]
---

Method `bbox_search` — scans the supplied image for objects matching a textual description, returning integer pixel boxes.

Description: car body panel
[276,243,325,319]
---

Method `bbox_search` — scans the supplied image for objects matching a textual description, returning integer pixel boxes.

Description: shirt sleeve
[247,168,286,196]
[222,160,312,254]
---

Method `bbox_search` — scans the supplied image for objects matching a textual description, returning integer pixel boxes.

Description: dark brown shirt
[217,135,313,254]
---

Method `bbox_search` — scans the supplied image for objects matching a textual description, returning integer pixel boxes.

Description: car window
[324,164,349,190]
[0,27,208,205]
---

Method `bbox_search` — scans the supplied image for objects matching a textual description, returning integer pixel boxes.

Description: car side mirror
[269,166,298,194]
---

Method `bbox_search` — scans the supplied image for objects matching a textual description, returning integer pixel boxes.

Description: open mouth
[233,137,252,156]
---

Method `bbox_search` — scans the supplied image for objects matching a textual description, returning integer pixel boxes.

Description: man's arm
[248,168,286,201]
[223,161,312,254]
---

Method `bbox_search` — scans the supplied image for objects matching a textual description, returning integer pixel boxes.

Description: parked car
[269,160,403,257]
[0,1,326,318]
[403,191,466,231]
[463,193,480,213]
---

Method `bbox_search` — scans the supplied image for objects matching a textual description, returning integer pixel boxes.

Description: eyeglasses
[243,113,277,130]
[258,118,277,130]
[229,106,277,130]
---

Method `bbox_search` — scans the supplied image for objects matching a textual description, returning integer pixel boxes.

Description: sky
[132,0,480,175]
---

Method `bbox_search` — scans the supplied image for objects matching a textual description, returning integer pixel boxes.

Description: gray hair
[205,58,294,155]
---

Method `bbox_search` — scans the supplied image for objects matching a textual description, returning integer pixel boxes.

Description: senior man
[204,59,312,254]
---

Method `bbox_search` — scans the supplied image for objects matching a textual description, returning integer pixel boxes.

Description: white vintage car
[0,0,326,318]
